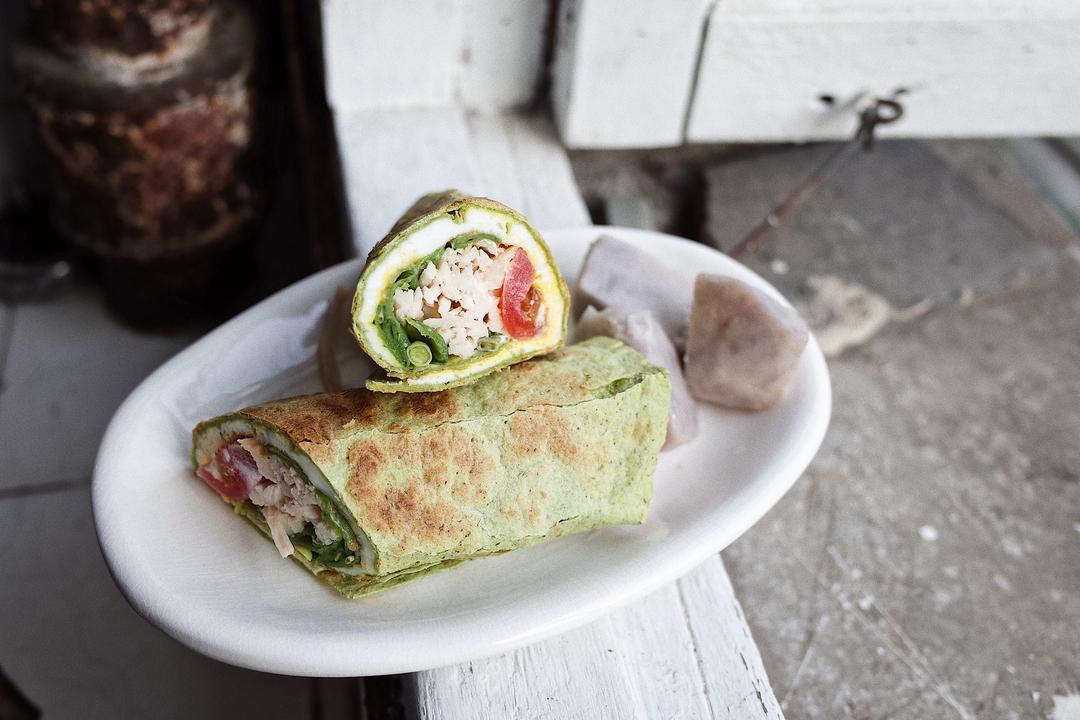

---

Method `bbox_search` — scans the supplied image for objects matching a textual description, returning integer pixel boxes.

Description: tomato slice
[499,248,541,339]
[196,442,259,501]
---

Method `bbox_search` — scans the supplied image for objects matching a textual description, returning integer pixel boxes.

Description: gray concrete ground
[726,273,1080,719]
[574,139,1080,719]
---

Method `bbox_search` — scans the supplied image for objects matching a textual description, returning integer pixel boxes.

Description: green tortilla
[192,337,671,598]
[350,190,570,393]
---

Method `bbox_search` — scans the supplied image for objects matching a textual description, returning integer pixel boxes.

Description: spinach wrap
[351,190,570,393]
[191,338,670,598]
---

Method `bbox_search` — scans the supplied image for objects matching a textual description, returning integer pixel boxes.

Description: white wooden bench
[334,106,783,719]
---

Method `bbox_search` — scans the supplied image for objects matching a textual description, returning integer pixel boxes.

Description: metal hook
[728,93,907,259]
[857,97,905,150]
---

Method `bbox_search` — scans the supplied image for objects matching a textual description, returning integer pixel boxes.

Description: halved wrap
[191,337,670,598]
[351,190,570,393]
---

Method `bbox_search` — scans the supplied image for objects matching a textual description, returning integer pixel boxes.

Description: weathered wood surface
[334,109,588,256]
[458,0,548,110]
[323,0,463,112]
[551,0,710,148]
[686,1,1080,142]
[0,290,364,717]
[322,0,547,113]
[321,0,1080,146]
[0,288,191,491]
[335,106,781,719]
[0,488,320,719]
[414,556,783,720]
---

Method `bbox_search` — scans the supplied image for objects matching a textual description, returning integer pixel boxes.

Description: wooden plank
[0,287,192,491]
[551,0,711,148]
[334,109,588,257]
[322,0,464,112]
[463,112,529,211]
[680,555,785,719]
[322,0,547,113]
[466,112,591,227]
[686,2,1080,142]
[415,558,781,719]
[0,488,320,719]
[415,584,712,719]
[458,0,549,110]
[333,108,482,255]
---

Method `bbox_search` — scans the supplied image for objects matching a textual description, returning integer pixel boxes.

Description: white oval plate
[93,227,830,677]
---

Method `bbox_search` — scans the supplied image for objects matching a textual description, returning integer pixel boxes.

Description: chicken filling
[196,437,361,567]
[374,235,543,369]
[392,239,513,359]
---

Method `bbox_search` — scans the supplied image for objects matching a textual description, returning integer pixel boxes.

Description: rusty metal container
[12,0,256,326]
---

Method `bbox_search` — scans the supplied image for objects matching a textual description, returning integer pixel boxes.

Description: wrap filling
[196,437,362,568]
[379,234,543,368]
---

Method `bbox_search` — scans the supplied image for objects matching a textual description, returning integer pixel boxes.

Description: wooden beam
[322,0,548,113]
[551,0,711,149]
[415,556,783,720]
[687,2,1080,142]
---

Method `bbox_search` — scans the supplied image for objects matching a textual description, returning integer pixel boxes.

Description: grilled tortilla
[351,190,570,393]
[191,338,670,598]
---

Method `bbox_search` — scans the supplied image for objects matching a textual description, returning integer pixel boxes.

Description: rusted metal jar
[28,0,214,59]
[12,0,256,327]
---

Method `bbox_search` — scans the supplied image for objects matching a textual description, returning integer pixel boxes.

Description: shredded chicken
[234,438,337,558]
[392,240,513,358]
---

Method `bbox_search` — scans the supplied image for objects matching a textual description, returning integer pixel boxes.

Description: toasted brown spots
[450,431,495,482]
[244,389,384,451]
[399,390,461,423]
[508,413,544,457]
[376,485,466,553]
[380,487,417,529]
[451,482,471,502]
[346,440,386,499]
[423,430,452,461]
[508,406,583,466]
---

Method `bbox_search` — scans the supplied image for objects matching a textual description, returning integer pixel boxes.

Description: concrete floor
[574,138,1080,720]
[726,273,1080,719]
[711,141,1080,720]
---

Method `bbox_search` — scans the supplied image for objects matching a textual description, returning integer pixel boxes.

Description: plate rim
[92,225,831,676]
